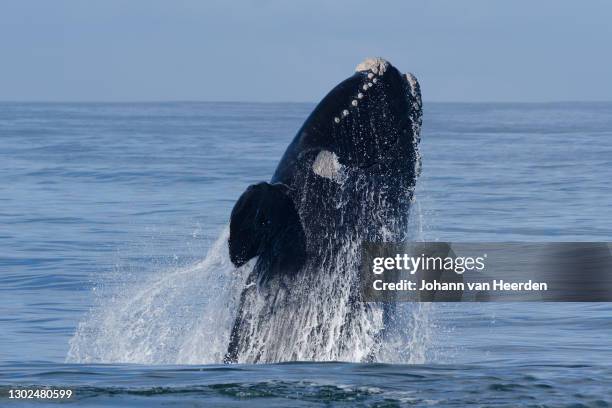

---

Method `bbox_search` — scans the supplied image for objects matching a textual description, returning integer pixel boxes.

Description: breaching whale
[225,58,422,363]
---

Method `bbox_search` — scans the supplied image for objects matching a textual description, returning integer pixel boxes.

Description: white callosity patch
[312,150,345,183]
[355,57,389,75]
[404,73,419,99]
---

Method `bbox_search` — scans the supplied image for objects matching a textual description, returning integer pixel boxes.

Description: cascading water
[67,177,439,365]
[67,228,250,364]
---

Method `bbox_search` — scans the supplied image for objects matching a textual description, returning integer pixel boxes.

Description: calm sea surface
[1,102,611,407]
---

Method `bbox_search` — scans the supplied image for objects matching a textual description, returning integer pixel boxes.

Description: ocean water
[1,101,611,406]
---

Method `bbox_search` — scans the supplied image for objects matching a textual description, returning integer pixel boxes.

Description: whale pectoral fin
[228,182,306,272]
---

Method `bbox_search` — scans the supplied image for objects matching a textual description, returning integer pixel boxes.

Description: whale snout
[354,57,420,109]
[326,58,422,169]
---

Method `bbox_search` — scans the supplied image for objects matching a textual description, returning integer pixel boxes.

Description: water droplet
[357,93,364,99]
[334,117,340,123]
[351,100,358,106]
[342,109,349,117]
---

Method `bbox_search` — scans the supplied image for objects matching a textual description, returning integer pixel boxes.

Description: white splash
[67,229,251,364]
[67,199,438,364]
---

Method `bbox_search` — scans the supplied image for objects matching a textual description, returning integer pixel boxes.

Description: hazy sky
[1,0,611,102]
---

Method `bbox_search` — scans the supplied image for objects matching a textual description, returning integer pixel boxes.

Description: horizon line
[1,99,611,105]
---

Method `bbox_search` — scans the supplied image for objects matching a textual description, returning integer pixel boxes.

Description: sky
[1,0,611,102]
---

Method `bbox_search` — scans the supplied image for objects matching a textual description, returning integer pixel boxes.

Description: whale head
[275,57,422,180]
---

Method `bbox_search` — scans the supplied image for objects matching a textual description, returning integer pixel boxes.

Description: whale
[225,58,423,363]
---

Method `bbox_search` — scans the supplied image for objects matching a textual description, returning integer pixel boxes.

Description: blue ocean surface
[1,102,611,407]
